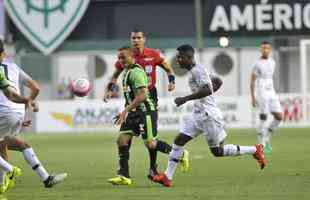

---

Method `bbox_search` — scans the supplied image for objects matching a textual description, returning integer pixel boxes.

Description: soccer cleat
[0,184,7,194]
[147,165,159,181]
[253,144,267,169]
[264,143,272,154]
[152,173,172,187]
[5,166,22,191]
[107,175,132,185]
[44,173,68,188]
[180,149,189,173]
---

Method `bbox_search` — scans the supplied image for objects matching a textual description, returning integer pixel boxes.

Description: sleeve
[131,69,148,89]
[115,61,124,71]
[0,69,9,89]
[18,67,32,84]
[153,49,165,65]
[252,63,260,76]
[196,67,212,88]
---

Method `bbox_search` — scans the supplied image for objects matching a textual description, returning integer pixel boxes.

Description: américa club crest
[4,0,90,55]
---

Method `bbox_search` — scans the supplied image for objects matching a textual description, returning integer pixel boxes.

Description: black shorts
[120,111,158,141]
[149,87,158,110]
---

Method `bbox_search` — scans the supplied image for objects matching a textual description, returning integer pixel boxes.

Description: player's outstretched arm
[103,68,122,102]
[174,76,223,107]
[158,60,176,92]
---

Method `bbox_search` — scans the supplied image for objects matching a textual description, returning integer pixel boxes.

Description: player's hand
[251,97,257,108]
[115,110,128,125]
[31,101,39,112]
[22,120,32,127]
[168,83,175,92]
[103,90,113,103]
[174,97,187,107]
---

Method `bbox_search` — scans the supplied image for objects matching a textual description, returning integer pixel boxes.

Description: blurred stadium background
[0,1,310,199]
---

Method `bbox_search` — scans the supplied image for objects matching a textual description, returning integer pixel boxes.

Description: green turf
[3,128,310,200]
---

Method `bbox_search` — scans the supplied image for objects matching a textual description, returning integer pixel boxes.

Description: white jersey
[0,60,30,114]
[188,64,222,119]
[252,57,276,97]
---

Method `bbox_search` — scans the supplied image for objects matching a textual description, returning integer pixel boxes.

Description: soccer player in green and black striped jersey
[108,47,180,185]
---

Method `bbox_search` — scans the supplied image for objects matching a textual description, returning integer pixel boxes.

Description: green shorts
[119,111,157,141]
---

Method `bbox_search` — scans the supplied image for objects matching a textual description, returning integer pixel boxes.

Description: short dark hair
[131,29,145,37]
[177,44,195,57]
[0,39,4,53]
[118,46,131,51]
[261,41,270,45]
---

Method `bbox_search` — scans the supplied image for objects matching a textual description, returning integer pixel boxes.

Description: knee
[210,147,224,157]
[145,140,156,149]
[174,134,191,146]
[274,113,283,121]
[259,114,267,121]
[117,136,129,147]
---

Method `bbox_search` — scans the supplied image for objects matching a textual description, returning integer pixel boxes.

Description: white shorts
[0,111,24,138]
[257,94,282,114]
[180,113,227,147]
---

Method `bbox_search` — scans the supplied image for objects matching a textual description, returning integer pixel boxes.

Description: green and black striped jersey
[122,64,155,112]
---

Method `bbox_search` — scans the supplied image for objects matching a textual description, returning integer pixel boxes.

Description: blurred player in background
[0,40,67,194]
[250,41,283,153]
[108,47,187,185]
[104,30,189,180]
[153,44,267,187]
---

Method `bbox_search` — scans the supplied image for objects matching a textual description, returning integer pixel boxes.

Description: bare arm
[115,87,147,125]
[250,73,257,107]
[2,86,29,104]
[23,78,40,100]
[125,87,147,112]
[103,68,123,102]
[158,60,176,91]
[158,60,174,75]
[175,76,223,106]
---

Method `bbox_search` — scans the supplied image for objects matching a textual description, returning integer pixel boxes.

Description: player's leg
[153,116,198,187]
[0,141,8,191]
[5,136,67,188]
[256,97,269,146]
[108,113,136,185]
[142,111,172,179]
[269,98,283,133]
[205,119,266,169]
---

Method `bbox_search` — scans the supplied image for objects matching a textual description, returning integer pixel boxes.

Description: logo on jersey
[145,65,152,74]
[4,0,90,55]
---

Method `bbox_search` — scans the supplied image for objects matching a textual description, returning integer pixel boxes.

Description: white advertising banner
[35,94,310,133]
[35,96,254,133]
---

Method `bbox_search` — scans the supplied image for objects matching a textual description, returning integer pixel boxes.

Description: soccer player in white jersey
[250,41,283,153]
[0,40,67,193]
[153,44,267,187]
[0,40,38,194]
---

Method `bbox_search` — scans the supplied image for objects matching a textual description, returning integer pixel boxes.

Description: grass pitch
[4,128,310,200]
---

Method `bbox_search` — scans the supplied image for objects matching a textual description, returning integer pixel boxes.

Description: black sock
[148,148,157,170]
[156,140,172,154]
[117,146,130,178]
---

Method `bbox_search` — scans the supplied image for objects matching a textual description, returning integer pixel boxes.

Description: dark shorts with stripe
[120,111,157,141]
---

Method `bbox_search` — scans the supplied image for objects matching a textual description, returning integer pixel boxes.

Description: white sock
[165,144,184,180]
[239,146,257,154]
[269,119,281,133]
[0,170,6,185]
[223,144,257,156]
[257,120,268,145]
[0,156,13,172]
[23,148,49,181]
